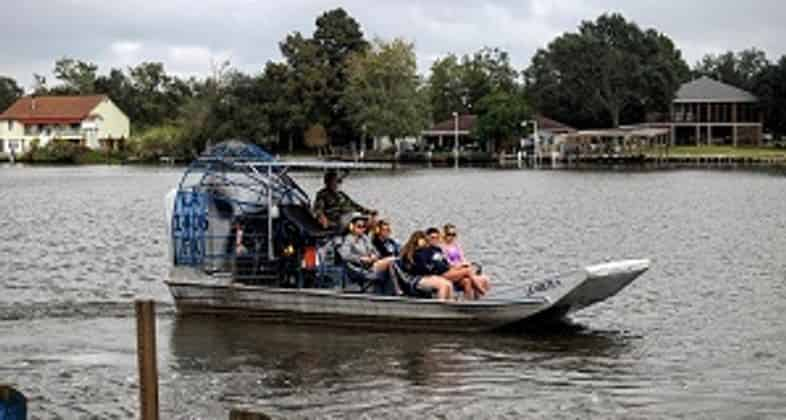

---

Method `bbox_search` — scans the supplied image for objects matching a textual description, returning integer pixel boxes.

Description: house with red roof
[0,95,130,158]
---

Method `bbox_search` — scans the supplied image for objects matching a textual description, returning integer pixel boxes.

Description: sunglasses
[445,232,457,237]
[355,224,367,229]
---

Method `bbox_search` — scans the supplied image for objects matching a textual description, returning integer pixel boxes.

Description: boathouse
[419,114,575,153]
[420,114,480,151]
[668,77,762,146]
[0,95,130,158]
[559,127,671,158]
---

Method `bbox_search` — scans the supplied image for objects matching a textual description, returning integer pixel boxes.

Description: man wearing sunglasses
[338,213,399,295]
[313,170,377,229]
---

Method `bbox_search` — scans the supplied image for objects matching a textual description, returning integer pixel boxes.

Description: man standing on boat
[313,171,377,229]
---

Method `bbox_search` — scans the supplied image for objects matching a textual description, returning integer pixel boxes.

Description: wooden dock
[497,152,786,167]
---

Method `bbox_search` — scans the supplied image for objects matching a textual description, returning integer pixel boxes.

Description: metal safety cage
[171,140,309,282]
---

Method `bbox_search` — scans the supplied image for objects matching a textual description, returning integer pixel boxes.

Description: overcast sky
[3,0,786,90]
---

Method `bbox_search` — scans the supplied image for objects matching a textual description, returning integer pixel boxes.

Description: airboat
[164,140,649,332]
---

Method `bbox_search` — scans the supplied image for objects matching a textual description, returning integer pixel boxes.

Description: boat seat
[336,249,393,295]
[389,259,434,299]
[314,236,399,295]
[278,205,337,240]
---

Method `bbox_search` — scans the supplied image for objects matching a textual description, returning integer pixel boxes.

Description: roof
[427,114,477,133]
[422,114,575,135]
[535,114,576,133]
[0,95,108,123]
[674,76,758,103]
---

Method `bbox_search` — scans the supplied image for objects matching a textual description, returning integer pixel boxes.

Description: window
[0,139,4,153]
[6,121,12,131]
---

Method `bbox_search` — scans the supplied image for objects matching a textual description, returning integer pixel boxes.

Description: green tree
[525,13,689,128]
[461,47,519,107]
[472,91,531,151]
[427,54,467,123]
[278,8,369,146]
[313,8,369,144]
[95,68,134,116]
[344,38,429,151]
[211,70,271,145]
[280,32,329,128]
[0,76,23,111]
[694,48,769,91]
[52,57,99,94]
[260,61,306,151]
[314,8,369,67]
[427,47,519,123]
[753,56,786,138]
[127,62,191,128]
[31,74,48,95]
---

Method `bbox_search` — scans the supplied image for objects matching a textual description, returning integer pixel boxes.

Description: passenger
[230,215,257,280]
[372,219,400,258]
[337,213,397,292]
[441,224,491,296]
[313,171,377,229]
[424,227,479,300]
[399,231,454,301]
[403,228,476,300]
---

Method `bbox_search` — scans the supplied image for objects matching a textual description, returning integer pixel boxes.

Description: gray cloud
[2,0,786,90]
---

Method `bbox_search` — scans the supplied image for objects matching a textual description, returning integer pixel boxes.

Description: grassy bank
[660,146,786,158]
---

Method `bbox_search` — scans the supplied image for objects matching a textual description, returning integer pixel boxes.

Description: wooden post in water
[229,409,272,420]
[136,300,159,420]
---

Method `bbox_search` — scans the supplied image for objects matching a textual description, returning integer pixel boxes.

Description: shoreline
[4,149,786,169]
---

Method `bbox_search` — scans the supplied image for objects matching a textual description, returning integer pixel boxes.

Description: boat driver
[313,170,377,229]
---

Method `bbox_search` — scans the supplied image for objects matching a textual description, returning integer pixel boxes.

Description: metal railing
[23,128,84,137]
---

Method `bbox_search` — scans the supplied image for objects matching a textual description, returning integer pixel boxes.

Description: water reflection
[4,165,786,418]
[167,315,636,417]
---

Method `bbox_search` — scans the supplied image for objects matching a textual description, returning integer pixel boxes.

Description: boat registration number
[526,278,563,296]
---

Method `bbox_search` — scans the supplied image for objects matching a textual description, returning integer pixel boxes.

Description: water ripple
[1,166,786,418]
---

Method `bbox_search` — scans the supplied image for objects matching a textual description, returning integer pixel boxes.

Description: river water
[1,164,786,419]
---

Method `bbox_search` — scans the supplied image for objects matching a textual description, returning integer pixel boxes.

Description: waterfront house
[668,77,762,146]
[421,114,480,152]
[0,95,130,158]
[419,114,574,153]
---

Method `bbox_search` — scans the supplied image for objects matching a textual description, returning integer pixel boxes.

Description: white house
[0,95,130,158]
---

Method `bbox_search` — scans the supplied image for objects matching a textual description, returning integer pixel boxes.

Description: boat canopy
[178,139,390,213]
[171,139,390,270]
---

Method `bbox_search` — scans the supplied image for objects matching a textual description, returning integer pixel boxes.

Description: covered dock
[555,127,671,160]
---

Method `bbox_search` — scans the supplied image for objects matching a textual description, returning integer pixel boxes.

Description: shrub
[76,149,127,164]
[26,140,91,163]
[127,125,185,162]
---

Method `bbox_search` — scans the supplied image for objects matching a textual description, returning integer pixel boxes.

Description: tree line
[2,9,786,160]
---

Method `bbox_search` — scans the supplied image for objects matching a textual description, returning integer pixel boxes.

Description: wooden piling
[136,300,159,420]
[229,409,272,420]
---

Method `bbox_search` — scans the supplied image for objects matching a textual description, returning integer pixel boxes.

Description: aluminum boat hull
[166,259,649,333]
